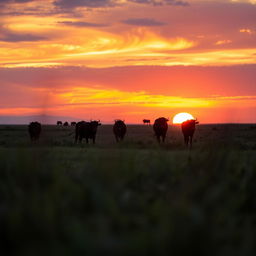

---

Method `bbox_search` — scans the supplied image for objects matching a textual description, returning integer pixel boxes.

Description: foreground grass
[0,124,256,255]
[1,147,256,255]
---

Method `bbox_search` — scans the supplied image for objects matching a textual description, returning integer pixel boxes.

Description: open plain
[0,124,256,255]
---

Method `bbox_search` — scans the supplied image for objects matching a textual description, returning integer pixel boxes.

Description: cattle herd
[28,118,199,147]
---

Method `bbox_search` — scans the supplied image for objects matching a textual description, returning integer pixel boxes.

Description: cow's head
[114,119,125,124]
[91,120,101,126]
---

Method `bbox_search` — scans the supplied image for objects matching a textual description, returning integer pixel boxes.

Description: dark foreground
[0,124,256,255]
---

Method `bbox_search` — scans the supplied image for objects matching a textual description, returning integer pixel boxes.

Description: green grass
[0,124,256,255]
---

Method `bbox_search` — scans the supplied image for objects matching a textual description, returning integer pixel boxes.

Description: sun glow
[173,112,195,124]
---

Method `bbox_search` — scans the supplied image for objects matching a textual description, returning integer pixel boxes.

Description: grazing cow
[181,119,199,147]
[63,121,69,126]
[57,121,62,126]
[143,119,151,125]
[153,117,169,142]
[75,120,101,144]
[71,122,76,126]
[28,122,41,141]
[113,120,127,142]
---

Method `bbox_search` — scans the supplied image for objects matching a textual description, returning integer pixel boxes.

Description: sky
[0,0,255,124]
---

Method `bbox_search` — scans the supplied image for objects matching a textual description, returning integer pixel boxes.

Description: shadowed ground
[0,124,256,255]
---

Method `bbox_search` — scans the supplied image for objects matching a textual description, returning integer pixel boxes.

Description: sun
[173,112,195,124]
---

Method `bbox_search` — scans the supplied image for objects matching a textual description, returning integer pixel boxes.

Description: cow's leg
[184,136,189,146]
[162,134,166,143]
[115,135,119,142]
[156,135,160,143]
[189,135,193,148]
[92,136,95,144]
[86,137,89,144]
[79,136,82,143]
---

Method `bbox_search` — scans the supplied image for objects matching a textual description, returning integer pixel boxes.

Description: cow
[75,120,101,144]
[28,122,41,141]
[71,122,76,126]
[143,119,151,125]
[113,120,127,142]
[153,117,169,142]
[181,119,199,148]
[57,121,62,126]
[63,121,69,126]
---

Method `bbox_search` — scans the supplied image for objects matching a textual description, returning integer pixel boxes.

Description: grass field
[1,124,256,255]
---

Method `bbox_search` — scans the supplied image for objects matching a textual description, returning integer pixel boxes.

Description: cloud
[53,0,189,9]
[0,0,55,16]
[128,0,158,4]
[0,0,255,67]
[128,0,189,6]
[1,65,255,97]
[121,18,166,26]
[58,21,109,27]
[164,0,189,6]
[215,39,232,45]
[239,28,254,34]
[0,32,46,42]
[0,65,255,123]
[54,0,115,9]
[0,0,35,3]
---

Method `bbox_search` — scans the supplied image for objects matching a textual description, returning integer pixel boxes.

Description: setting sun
[173,112,195,124]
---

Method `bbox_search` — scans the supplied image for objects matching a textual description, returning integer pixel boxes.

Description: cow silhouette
[57,121,62,126]
[153,117,169,142]
[113,120,127,142]
[28,122,41,141]
[75,120,101,144]
[181,119,199,148]
[143,119,151,125]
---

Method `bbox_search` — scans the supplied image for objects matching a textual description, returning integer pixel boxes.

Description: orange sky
[0,0,256,123]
